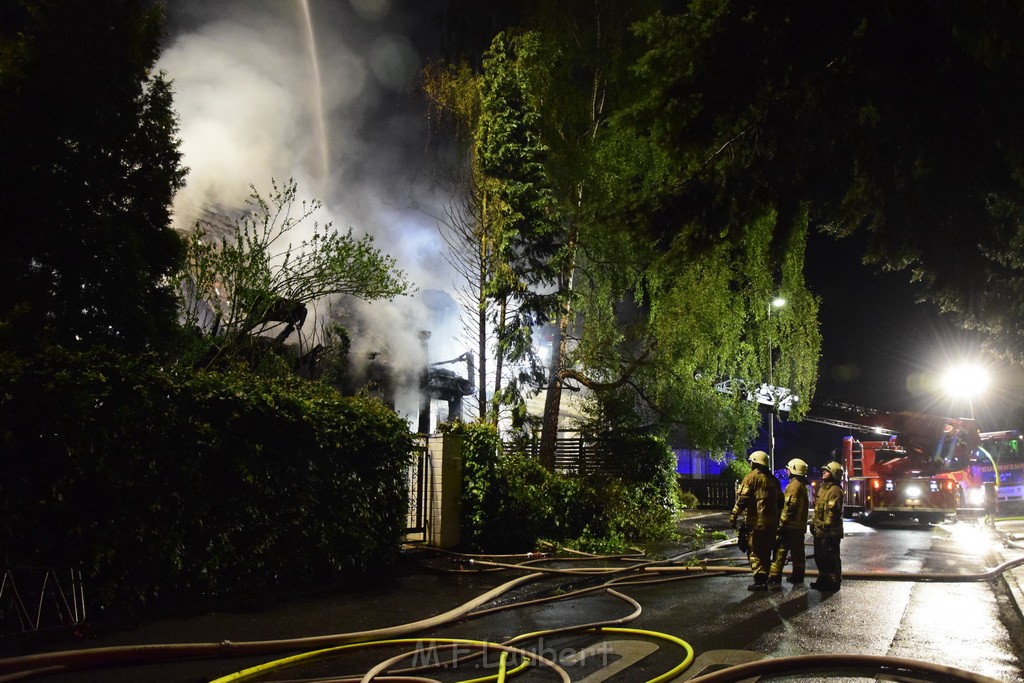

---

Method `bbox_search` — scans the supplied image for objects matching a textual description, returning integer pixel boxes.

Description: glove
[736,526,749,553]
[729,516,737,529]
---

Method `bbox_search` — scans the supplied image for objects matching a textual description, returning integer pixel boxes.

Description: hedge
[0,345,413,614]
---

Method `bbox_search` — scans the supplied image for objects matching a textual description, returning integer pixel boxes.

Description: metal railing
[0,567,86,636]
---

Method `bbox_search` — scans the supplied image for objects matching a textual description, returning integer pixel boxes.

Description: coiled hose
[0,527,1020,682]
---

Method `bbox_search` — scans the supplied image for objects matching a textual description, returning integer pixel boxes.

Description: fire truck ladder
[800,416,898,479]
[801,415,899,438]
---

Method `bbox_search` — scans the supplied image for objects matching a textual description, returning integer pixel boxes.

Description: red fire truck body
[838,413,978,524]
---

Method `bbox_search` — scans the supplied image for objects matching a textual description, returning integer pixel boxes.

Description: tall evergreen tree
[0,0,186,351]
[425,34,561,431]
[476,31,561,433]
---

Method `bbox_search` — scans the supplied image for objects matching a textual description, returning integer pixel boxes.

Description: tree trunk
[538,219,579,469]
[492,296,507,422]
[477,228,489,423]
[538,319,566,470]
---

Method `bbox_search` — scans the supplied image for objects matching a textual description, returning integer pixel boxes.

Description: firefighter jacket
[729,468,782,531]
[778,477,809,531]
[811,480,844,539]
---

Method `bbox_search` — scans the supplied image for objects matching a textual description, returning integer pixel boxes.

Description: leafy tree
[524,2,819,459]
[630,1,1024,365]
[0,0,186,351]
[430,1,822,462]
[175,179,412,364]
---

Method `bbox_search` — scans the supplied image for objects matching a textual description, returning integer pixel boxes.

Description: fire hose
[0,534,1020,682]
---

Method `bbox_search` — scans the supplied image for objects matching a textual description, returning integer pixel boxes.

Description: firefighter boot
[766,575,782,591]
[747,574,769,591]
[785,573,804,584]
[809,576,839,591]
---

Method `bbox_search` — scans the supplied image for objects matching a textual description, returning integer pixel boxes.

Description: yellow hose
[209,628,695,683]
[208,638,567,683]
[595,627,694,683]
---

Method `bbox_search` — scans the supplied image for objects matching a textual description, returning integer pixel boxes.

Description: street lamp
[767,297,786,473]
[942,363,997,522]
[941,363,990,420]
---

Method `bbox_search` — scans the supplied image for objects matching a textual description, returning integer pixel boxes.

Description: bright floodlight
[771,297,786,309]
[942,364,991,399]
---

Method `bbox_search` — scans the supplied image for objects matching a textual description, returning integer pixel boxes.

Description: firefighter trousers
[745,527,775,581]
[769,527,806,580]
[812,533,842,586]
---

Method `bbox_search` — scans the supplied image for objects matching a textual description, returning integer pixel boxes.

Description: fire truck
[946,428,1024,508]
[811,411,1021,524]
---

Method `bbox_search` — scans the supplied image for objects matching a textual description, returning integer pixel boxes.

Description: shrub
[0,345,412,614]
[454,425,681,552]
[678,490,700,510]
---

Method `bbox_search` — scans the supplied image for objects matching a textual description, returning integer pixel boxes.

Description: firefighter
[729,450,783,591]
[768,458,810,588]
[809,460,845,591]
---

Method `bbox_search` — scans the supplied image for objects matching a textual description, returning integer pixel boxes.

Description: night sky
[776,229,1024,462]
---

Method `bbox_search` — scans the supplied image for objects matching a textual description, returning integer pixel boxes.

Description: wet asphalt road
[5,512,1024,682]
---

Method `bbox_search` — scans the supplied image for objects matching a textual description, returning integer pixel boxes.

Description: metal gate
[405,438,432,541]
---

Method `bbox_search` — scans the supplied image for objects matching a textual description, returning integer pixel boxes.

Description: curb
[992,520,1024,620]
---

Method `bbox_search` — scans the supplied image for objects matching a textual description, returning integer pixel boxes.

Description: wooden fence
[678,479,736,510]
[505,437,608,476]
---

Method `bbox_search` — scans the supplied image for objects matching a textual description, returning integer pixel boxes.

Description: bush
[0,345,412,614]
[454,424,681,552]
[678,490,700,510]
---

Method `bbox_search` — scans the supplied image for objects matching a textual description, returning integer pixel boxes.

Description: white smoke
[160,0,474,425]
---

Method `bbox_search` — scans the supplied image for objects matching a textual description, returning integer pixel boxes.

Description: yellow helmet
[748,450,769,467]
[823,461,844,479]
[786,458,808,476]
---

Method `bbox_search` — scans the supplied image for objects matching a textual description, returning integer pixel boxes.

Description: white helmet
[823,461,844,480]
[748,450,769,467]
[787,458,808,476]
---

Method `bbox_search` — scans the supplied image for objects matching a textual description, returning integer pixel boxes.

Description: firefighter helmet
[748,450,769,467]
[787,458,808,476]
[823,461,843,480]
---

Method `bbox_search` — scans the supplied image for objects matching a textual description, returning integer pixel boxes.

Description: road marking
[677,649,768,682]
[561,639,658,683]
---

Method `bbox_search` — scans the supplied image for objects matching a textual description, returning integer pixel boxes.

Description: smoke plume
[160,0,471,426]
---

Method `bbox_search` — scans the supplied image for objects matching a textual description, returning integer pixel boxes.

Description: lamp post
[767,297,786,473]
[942,363,996,523]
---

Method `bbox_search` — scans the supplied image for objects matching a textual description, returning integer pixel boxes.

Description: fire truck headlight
[968,487,985,506]
[905,485,922,499]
